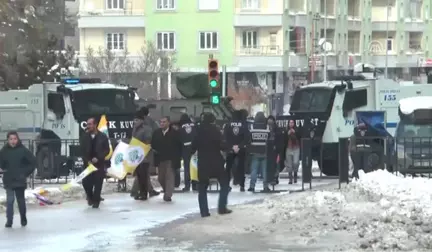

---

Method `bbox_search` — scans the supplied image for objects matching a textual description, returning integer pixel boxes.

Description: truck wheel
[319,159,339,176]
[36,146,55,179]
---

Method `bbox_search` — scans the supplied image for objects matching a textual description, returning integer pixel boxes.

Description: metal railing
[235,0,283,14]
[0,138,123,189]
[237,45,283,56]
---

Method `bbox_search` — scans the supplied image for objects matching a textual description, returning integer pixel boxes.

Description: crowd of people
[121,107,302,218]
[0,106,304,227]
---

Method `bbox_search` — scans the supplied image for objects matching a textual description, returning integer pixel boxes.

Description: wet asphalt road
[0,179,337,252]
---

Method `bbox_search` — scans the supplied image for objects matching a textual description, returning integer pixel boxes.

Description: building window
[198,0,219,10]
[387,37,393,51]
[107,0,124,9]
[242,0,259,9]
[242,31,258,48]
[156,32,175,50]
[269,32,277,50]
[289,27,306,53]
[156,0,175,10]
[407,0,422,19]
[199,32,218,50]
[106,33,125,50]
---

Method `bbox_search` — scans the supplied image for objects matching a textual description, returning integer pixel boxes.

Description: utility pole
[384,0,390,78]
[323,0,328,81]
[310,13,321,83]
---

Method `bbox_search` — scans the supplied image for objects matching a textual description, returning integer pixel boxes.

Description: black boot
[294,172,298,184]
[21,216,27,227]
[5,220,12,228]
[218,208,233,215]
[288,172,293,184]
[149,190,160,197]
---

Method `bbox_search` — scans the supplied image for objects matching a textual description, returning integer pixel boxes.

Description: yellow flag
[107,141,130,179]
[190,152,198,181]
[123,137,151,174]
[61,164,98,191]
[98,115,113,160]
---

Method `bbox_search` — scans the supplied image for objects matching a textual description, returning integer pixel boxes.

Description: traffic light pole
[222,65,227,97]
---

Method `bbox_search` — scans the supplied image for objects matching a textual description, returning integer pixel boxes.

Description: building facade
[77,0,432,75]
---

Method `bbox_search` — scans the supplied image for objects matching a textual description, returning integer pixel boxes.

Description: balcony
[234,0,283,27]
[78,8,145,28]
[234,45,283,71]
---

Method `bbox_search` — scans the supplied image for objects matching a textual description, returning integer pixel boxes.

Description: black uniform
[179,121,197,190]
[350,126,374,178]
[223,119,250,188]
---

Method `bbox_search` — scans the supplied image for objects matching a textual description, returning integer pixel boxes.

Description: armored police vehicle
[0,78,136,178]
[395,97,432,174]
[137,73,234,125]
[281,63,432,176]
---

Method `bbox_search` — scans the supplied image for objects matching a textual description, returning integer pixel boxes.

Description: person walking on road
[130,106,160,198]
[81,117,110,208]
[192,112,232,218]
[131,111,153,200]
[151,116,182,202]
[0,131,36,228]
[179,113,197,191]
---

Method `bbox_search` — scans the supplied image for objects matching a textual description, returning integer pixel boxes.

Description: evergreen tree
[0,0,76,89]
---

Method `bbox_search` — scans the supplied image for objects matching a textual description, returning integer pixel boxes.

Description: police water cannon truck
[279,63,432,176]
[395,97,432,173]
[0,78,137,178]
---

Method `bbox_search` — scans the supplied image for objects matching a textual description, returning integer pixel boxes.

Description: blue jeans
[6,188,26,222]
[249,156,268,189]
[198,176,230,216]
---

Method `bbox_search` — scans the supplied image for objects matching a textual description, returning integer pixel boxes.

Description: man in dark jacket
[192,112,232,217]
[266,115,283,185]
[130,107,160,198]
[0,131,36,228]
[131,111,153,200]
[151,116,182,202]
[224,110,250,191]
[179,113,197,191]
[80,117,110,208]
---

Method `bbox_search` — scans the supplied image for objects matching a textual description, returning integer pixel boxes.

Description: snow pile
[183,169,432,251]
[255,170,432,250]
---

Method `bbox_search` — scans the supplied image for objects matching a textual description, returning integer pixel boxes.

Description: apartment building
[77,0,146,62]
[77,0,432,79]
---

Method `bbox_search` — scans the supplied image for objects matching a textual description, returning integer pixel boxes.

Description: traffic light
[208,59,220,104]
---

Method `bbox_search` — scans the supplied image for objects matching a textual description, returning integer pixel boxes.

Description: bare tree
[83,47,134,82]
[134,41,177,99]
[82,41,177,99]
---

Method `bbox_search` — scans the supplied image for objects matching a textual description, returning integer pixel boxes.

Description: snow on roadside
[165,170,432,251]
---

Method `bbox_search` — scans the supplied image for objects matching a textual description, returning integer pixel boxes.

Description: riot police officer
[179,113,197,191]
[248,112,271,192]
[350,123,372,178]
[223,110,250,191]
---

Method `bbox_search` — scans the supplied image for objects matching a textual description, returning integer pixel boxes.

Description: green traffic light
[210,95,220,104]
[210,79,218,88]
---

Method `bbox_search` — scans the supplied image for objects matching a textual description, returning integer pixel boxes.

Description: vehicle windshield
[396,120,432,139]
[290,87,333,112]
[72,89,135,116]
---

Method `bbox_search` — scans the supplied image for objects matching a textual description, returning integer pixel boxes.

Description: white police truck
[0,78,136,178]
[395,97,432,173]
[280,64,432,176]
